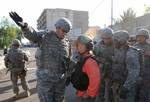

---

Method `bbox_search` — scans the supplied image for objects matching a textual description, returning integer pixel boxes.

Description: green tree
[0,17,21,49]
[114,8,136,24]
[118,8,136,24]
[144,6,150,14]
[114,8,136,31]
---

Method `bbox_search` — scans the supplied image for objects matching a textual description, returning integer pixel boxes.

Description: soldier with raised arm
[9,12,72,102]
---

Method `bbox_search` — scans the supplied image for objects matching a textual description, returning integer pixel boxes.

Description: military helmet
[55,17,72,33]
[77,35,93,50]
[12,39,21,46]
[136,29,149,39]
[113,30,129,43]
[101,27,113,38]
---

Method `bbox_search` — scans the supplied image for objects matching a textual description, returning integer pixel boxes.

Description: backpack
[8,49,25,69]
[70,56,98,91]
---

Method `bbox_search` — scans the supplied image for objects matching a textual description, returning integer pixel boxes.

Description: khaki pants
[11,70,29,94]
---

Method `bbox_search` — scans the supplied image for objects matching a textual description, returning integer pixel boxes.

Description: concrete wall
[73,11,88,34]
[37,9,89,40]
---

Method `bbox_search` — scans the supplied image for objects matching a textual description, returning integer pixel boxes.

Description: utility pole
[111,0,113,28]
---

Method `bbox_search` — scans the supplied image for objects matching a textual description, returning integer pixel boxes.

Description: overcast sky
[0,0,150,29]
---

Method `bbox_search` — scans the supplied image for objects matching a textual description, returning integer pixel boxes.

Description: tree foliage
[114,8,136,25]
[144,6,150,14]
[0,17,21,49]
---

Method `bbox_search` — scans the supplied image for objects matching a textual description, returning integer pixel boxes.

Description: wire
[91,0,106,15]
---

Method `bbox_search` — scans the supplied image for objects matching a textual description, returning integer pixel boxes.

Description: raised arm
[9,11,43,43]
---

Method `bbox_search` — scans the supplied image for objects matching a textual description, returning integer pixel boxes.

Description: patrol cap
[101,27,113,38]
[136,29,149,39]
[55,17,72,33]
[12,39,21,46]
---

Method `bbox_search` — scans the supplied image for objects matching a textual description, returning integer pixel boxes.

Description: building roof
[37,8,88,21]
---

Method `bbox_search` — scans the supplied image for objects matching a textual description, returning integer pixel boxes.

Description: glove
[9,11,27,28]
[119,87,129,99]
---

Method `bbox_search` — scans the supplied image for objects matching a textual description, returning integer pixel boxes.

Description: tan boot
[26,90,31,97]
[14,92,19,98]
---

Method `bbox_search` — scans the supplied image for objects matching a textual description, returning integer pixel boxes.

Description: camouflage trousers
[98,79,105,101]
[138,66,150,102]
[139,85,150,102]
[78,97,96,102]
[36,69,66,102]
[10,70,30,94]
[98,78,113,102]
[112,82,136,102]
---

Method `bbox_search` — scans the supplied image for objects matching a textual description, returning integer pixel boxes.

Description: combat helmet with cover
[55,17,72,33]
[136,29,149,39]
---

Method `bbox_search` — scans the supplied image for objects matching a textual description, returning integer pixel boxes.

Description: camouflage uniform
[94,28,114,102]
[112,30,140,102]
[134,29,150,102]
[4,39,30,97]
[22,18,72,102]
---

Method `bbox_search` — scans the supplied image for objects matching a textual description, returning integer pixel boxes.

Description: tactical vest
[71,56,98,91]
[134,43,150,68]
[7,48,25,70]
[95,41,114,78]
[134,43,150,82]
[36,31,70,74]
[112,46,142,83]
[112,46,129,84]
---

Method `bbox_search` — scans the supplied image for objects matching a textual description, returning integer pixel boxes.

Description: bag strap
[79,56,98,71]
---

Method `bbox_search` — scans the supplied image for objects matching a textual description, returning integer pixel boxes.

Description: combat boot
[26,90,31,97]
[14,92,19,98]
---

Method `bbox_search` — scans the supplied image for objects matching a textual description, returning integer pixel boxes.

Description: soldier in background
[128,35,136,46]
[9,12,72,102]
[112,30,140,102]
[94,27,114,102]
[4,39,30,98]
[134,29,150,102]
[3,46,8,55]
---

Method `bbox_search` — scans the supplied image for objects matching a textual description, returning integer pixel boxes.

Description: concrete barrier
[0,56,5,70]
